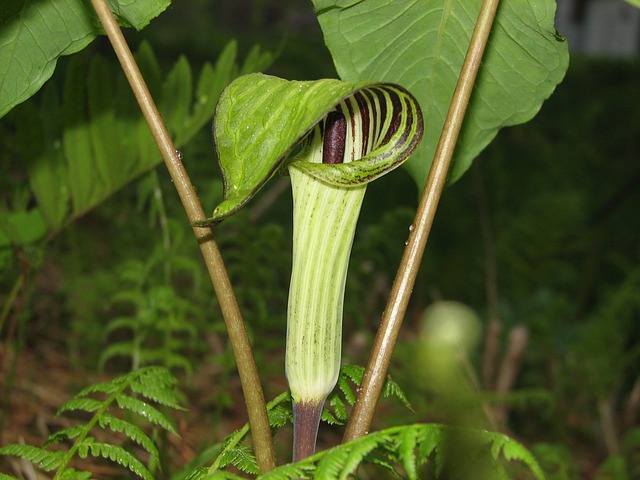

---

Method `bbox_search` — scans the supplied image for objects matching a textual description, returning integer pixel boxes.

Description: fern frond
[338,364,412,411]
[382,376,413,412]
[397,425,420,479]
[201,369,411,476]
[316,431,380,480]
[132,366,182,405]
[184,467,208,480]
[111,289,147,307]
[487,432,546,480]
[75,439,152,480]
[0,444,64,471]
[206,472,248,480]
[97,414,160,461]
[258,424,545,480]
[98,341,138,368]
[137,350,193,375]
[325,395,347,425]
[206,430,249,473]
[44,424,87,446]
[256,462,313,480]
[73,368,136,397]
[57,469,94,480]
[104,316,140,334]
[336,365,360,405]
[104,367,177,399]
[1,367,181,480]
[205,393,292,475]
[218,444,260,475]
[267,403,292,429]
[57,397,104,415]
[115,393,178,434]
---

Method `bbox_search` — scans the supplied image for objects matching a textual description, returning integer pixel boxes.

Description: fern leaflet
[0,444,65,471]
[75,439,152,480]
[0,367,181,480]
[114,393,178,434]
[256,424,545,480]
[202,366,410,475]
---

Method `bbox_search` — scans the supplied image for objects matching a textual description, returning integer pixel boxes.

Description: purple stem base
[292,399,325,462]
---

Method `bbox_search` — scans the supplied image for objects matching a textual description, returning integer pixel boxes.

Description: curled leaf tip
[290,83,424,187]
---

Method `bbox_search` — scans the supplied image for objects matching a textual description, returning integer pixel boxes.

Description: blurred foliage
[1,1,639,477]
[0,39,272,248]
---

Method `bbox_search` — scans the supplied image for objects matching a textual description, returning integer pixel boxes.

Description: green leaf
[132,365,184,409]
[1,368,182,480]
[259,424,545,480]
[57,397,104,415]
[44,424,86,446]
[398,427,418,480]
[0,444,65,471]
[218,444,260,475]
[63,54,98,213]
[162,55,192,140]
[4,40,265,247]
[76,439,152,480]
[115,393,178,433]
[0,0,171,119]
[205,73,423,222]
[97,414,160,462]
[18,84,70,230]
[57,469,94,480]
[312,0,569,186]
[88,55,123,189]
[99,341,138,368]
[0,474,20,480]
[0,208,48,248]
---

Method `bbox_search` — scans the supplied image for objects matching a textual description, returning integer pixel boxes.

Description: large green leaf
[312,0,569,187]
[0,0,171,119]
[0,41,271,248]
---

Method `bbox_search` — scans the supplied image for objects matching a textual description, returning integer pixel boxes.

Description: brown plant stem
[599,397,620,456]
[343,0,502,443]
[623,373,640,430]
[89,0,275,472]
[493,326,528,430]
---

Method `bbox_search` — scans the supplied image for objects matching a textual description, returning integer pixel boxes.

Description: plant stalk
[292,400,324,462]
[343,0,502,442]
[89,0,276,472]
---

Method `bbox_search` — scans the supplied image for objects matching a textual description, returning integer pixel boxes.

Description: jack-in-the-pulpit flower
[197,73,423,462]
[286,88,423,460]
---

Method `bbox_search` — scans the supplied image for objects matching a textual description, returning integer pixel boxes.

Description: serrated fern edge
[0,367,181,480]
[258,424,545,480]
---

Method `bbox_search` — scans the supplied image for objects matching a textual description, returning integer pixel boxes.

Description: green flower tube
[286,89,423,461]
[287,125,366,461]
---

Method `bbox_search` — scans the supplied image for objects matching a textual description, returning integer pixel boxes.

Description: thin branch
[493,326,528,430]
[343,0,502,442]
[472,164,502,389]
[89,0,276,472]
[623,373,640,430]
[599,396,620,456]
